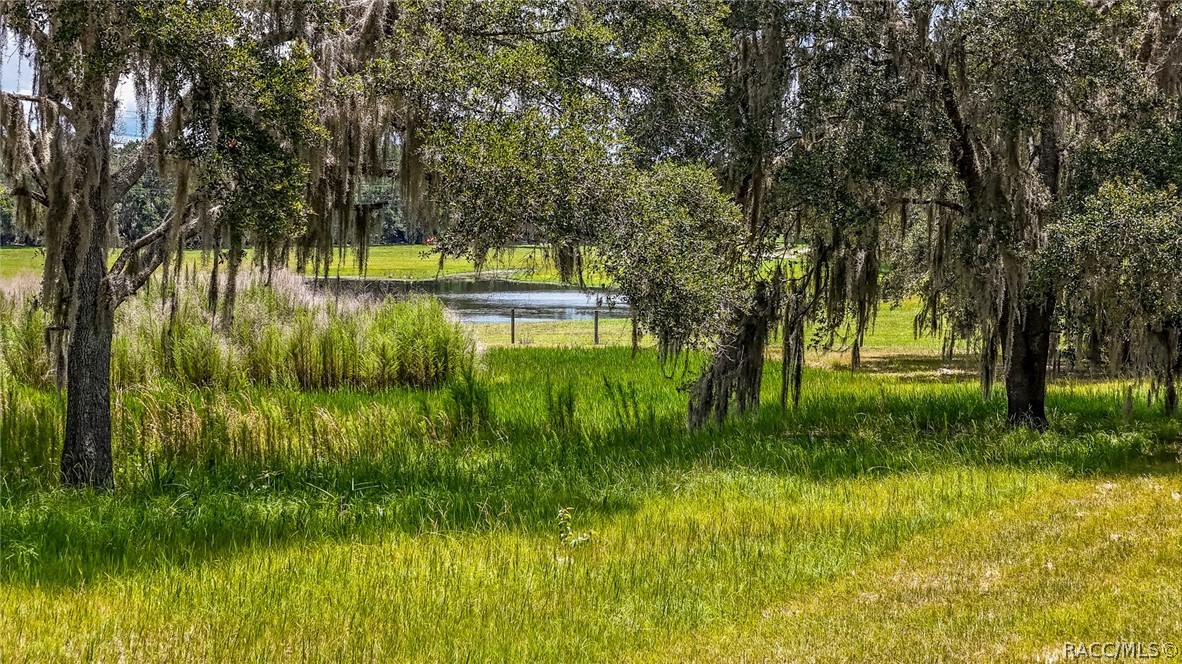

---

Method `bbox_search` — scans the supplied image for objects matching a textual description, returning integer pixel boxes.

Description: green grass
[0,245,612,285]
[0,246,43,280]
[469,299,943,354]
[662,469,1182,662]
[474,317,636,347]
[1,271,473,392]
[2,276,1181,660]
[3,345,1181,660]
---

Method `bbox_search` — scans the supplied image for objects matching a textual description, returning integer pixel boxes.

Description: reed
[0,271,473,394]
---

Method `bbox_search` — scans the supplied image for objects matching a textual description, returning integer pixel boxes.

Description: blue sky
[3,41,148,141]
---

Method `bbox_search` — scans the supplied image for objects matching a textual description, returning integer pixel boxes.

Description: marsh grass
[0,271,472,394]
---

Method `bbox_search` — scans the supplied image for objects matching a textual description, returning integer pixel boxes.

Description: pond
[312,277,630,323]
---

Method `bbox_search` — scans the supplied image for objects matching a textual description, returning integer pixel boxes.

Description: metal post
[594,309,600,345]
[510,308,516,345]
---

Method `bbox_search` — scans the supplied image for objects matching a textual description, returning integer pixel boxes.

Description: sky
[3,40,148,141]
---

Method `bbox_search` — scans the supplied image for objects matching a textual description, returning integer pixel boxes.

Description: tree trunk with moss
[688,281,776,427]
[60,93,116,488]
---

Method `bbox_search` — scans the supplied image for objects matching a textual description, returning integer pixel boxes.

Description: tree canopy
[3,0,1182,489]
[675,0,1182,427]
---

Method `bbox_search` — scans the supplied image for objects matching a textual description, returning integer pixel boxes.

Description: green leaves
[961,0,1131,134]
[599,162,747,352]
[428,106,615,255]
[1047,178,1182,323]
[365,0,740,353]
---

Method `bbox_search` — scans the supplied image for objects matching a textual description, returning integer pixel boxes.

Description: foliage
[1046,179,1182,393]
[111,141,173,243]
[599,163,748,354]
[190,39,324,269]
[0,1,351,486]
[684,0,1182,423]
[426,107,617,263]
[0,182,29,244]
[361,0,742,346]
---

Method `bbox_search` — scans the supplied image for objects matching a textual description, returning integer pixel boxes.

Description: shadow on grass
[2,351,1180,589]
[824,354,979,380]
[824,352,1172,388]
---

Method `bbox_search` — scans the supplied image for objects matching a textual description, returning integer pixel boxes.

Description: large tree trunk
[688,280,776,427]
[60,84,117,489]
[60,233,116,488]
[1005,289,1056,429]
[1006,121,1062,429]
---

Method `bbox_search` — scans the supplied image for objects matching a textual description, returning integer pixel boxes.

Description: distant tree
[0,0,744,488]
[687,0,1182,428]
[0,182,29,244]
[1047,179,1182,413]
[358,0,748,348]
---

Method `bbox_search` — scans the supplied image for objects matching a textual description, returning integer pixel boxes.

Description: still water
[315,278,629,323]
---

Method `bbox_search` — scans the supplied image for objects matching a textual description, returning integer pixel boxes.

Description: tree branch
[107,202,216,306]
[906,197,965,215]
[111,137,157,202]
[355,199,393,212]
[9,185,48,207]
[20,23,52,53]
[933,60,983,197]
[2,91,75,121]
[1147,31,1182,78]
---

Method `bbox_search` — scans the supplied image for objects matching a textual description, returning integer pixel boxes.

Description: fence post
[594,310,600,345]
[631,307,638,358]
[510,308,516,345]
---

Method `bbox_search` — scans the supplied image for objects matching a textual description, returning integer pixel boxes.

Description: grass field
[2,270,1180,661]
[0,245,612,285]
[473,303,944,358]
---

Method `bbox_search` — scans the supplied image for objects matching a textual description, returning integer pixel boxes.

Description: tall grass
[0,297,51,388]
[3,344,1176,496]
[2,282,1181,660]
[0,344,1176,625]
[0,271,472,393]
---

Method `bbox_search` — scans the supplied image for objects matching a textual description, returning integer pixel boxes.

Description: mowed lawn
[0,244,612,285]
[2,342,1181,661]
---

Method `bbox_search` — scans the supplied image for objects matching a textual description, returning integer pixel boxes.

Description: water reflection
[313,278,629,323]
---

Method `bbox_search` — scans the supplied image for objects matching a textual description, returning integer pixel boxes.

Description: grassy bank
[470,302,946,359]
[1,276,1180,660]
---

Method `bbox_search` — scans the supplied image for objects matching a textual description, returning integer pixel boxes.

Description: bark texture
[60,233,115,488]
[1004,290,1056,428]
[688,282,776,427]
[60,95,116,488]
